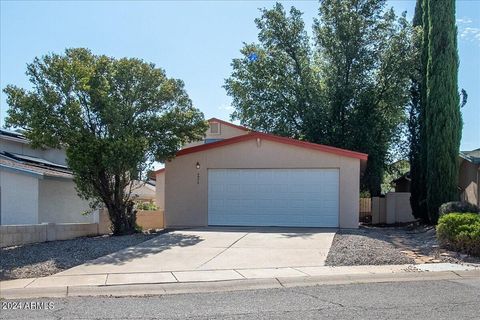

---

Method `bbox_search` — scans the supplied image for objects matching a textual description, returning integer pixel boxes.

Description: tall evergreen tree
[425,0,462,223]
[409,0,429,222]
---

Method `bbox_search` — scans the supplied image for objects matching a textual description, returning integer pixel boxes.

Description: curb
[1,269,479,299]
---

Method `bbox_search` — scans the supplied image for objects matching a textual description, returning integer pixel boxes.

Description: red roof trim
[208,118,250,132]
[176,131,368,160]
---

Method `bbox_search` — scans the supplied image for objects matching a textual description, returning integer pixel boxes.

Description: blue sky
[1,0,479,151]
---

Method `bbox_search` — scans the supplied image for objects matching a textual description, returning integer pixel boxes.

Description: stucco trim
[176,131,368,160]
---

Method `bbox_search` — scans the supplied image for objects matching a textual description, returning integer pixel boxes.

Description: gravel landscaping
[3,225,479,281]
[325,227,415,266]
[325,225,480,266]
[0,232,160,280]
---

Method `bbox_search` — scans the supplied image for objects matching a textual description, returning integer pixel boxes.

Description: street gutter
[1,266,479,300]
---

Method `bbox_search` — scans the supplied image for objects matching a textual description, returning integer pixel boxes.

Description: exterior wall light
[196,162,200,170]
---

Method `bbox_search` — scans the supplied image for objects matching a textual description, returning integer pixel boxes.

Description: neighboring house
[459,148,480,207]
[390,148,479,207]
[156,118,368,228]
[391,172,411,193]
[0,130,93,225]
[130,180,156,203]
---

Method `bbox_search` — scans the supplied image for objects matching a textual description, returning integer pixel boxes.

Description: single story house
[0,130,94,225]
[156,118,368,228]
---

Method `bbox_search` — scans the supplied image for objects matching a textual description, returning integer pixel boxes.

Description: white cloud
[456,16,480,45]
[460,27,480,44]
[457,17,473,25]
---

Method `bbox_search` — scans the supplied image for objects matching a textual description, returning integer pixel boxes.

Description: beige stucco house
[156,118,367,229]
[0,130,94,225]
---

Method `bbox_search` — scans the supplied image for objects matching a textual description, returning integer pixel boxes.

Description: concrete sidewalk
[1,263,479,299]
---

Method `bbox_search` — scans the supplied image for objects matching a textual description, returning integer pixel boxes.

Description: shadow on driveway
[0,233,159,280]
[81,232,204,267]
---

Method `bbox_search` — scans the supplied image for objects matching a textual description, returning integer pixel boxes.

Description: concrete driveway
[57,227,336,276]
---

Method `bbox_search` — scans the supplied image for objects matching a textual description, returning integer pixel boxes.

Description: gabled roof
[4,152,69,170]
[208,118,250,132]
[460,148,480,165]
[392,171,411,184]
[0,129,29,144]
[0,152,73,179]
[176,131,368,160]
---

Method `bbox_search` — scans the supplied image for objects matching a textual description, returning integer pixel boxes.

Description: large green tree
[224,3,325,142]
[425,0,462,223]
[4,48,207,235]
[225,1,415,196]
[315,0,415,196]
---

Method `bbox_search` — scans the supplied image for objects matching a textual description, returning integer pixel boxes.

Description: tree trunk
[106,200,138,235]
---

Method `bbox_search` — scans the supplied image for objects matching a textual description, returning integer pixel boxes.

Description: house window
[209,122,220,135]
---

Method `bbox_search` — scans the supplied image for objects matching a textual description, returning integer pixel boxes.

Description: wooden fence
[359,198,372,223]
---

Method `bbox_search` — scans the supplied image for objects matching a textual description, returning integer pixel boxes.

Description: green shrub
[135,202,158,211]
[438,201,479,216]
[437,213,480,257]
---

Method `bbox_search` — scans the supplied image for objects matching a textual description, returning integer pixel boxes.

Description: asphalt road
[1,279,479,319]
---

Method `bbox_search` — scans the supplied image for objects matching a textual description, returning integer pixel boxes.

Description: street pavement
[1,278,479,319]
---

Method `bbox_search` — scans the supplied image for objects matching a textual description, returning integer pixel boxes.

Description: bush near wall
[436,213,480,257]
[438,201,480,216]
[135,202,158,211]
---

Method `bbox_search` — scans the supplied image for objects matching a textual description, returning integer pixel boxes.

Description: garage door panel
[256,184,273,193]
[288,199,304,208]
[323,199,339,208]
[272,184,289,193]
[209,199,224,209]
[304,215,337,225]
[209,184,224,194]
[256,199,273,208]
[226,184,242,193]
[208,169,339,227]
[305,200,323,208]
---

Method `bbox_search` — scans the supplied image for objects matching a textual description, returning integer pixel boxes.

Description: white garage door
[208,169,339,227]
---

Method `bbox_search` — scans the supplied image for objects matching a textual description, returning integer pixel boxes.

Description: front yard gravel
[325,225,480,266]
[325,228,416,266]
[0,232,160,280]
